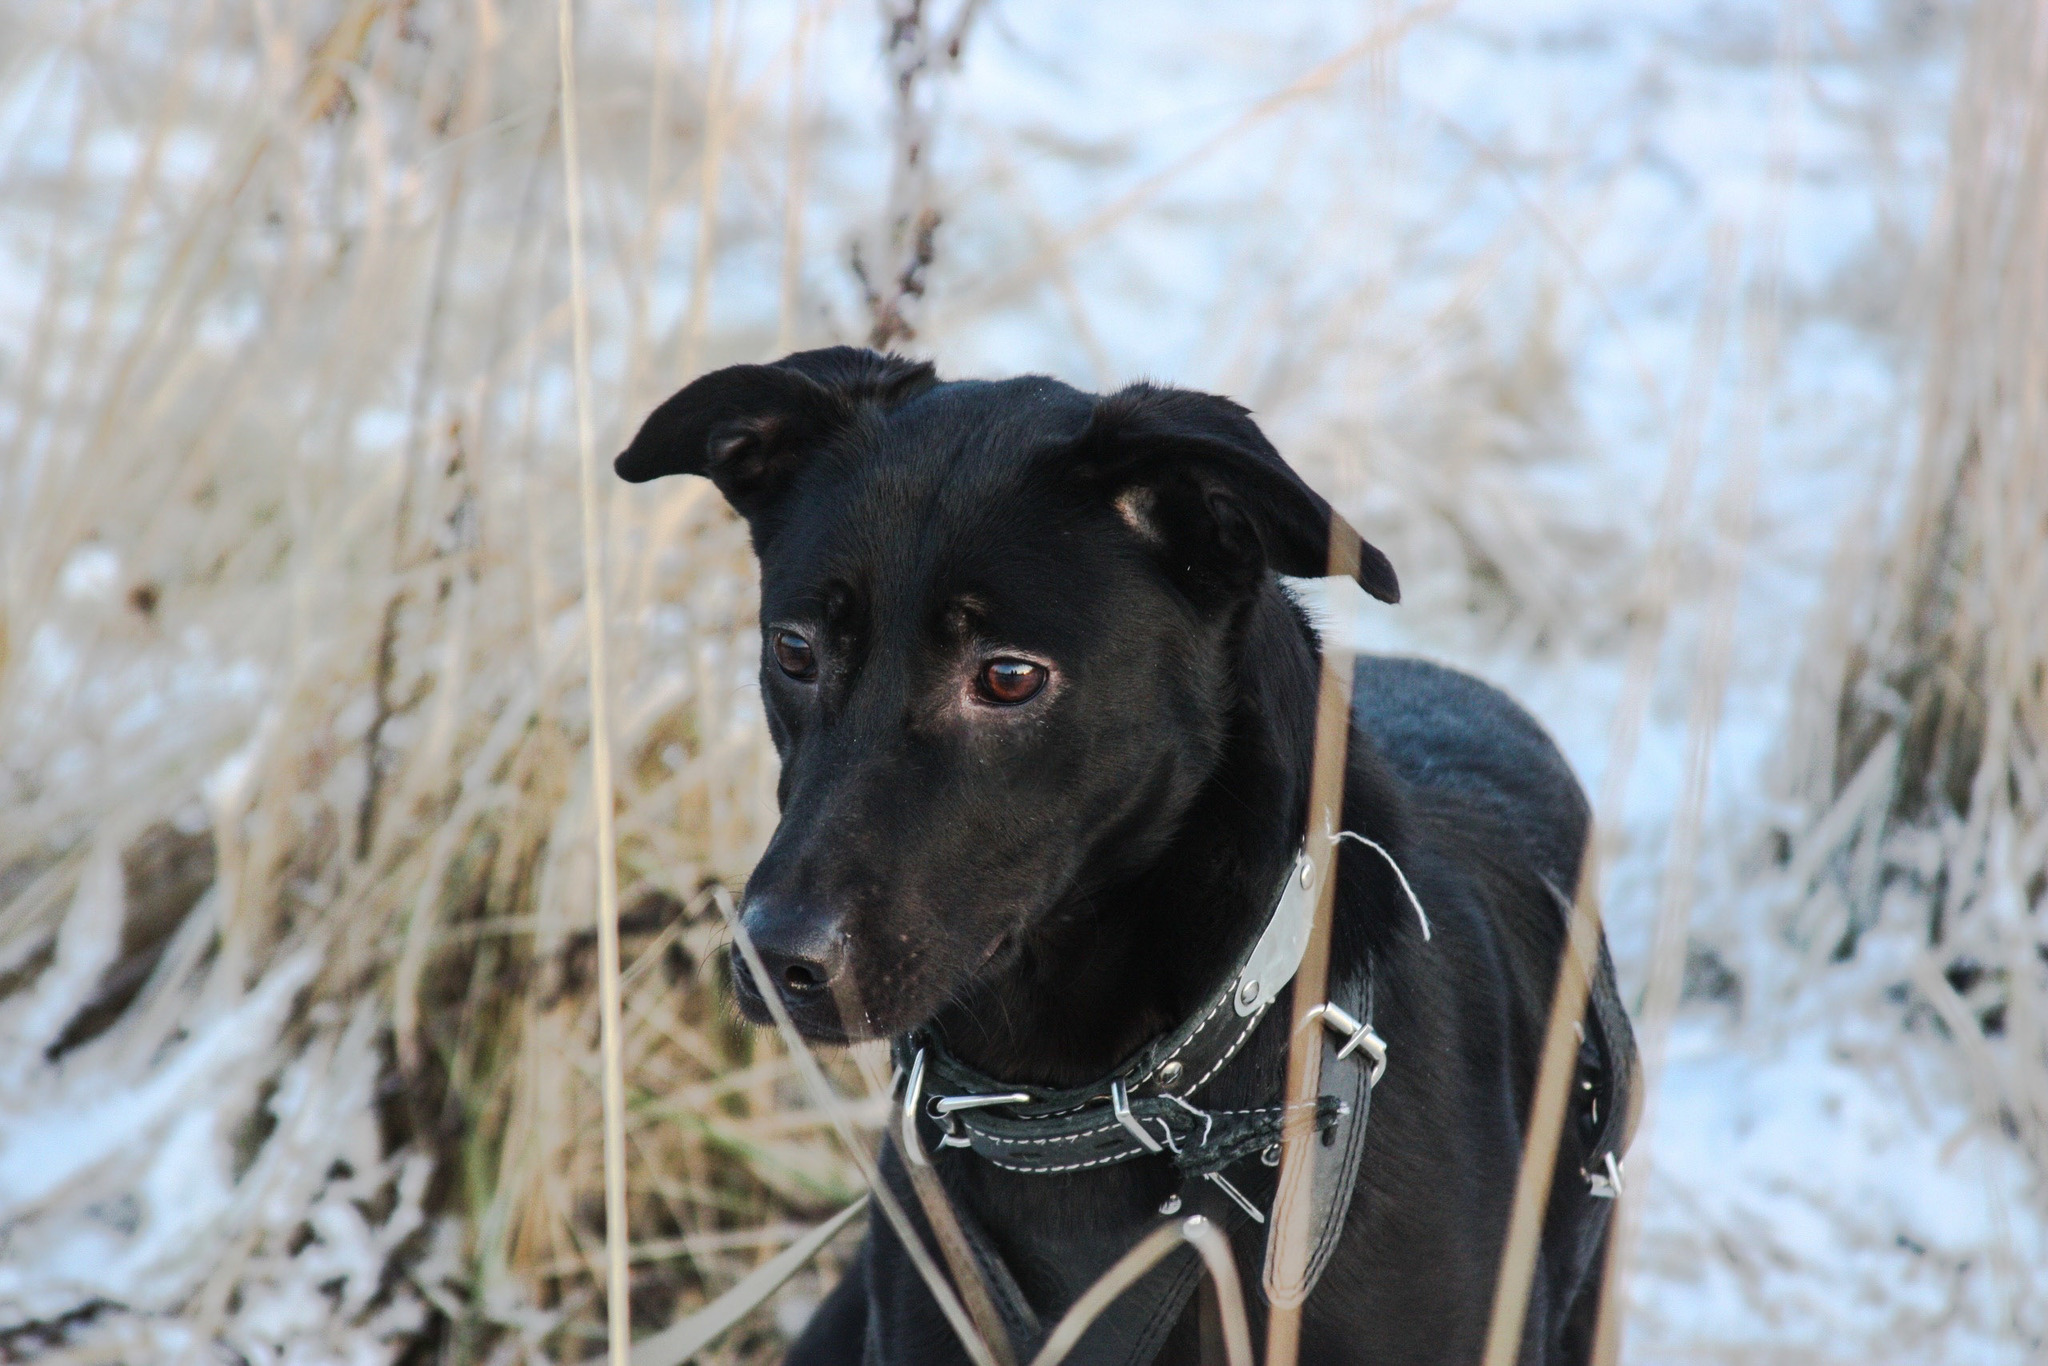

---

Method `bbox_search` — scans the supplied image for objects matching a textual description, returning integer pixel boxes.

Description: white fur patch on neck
[1114,485,1164,545]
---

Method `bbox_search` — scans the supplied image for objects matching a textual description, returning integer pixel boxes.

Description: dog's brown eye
[976,658,1047,705]
[773,631,817,681]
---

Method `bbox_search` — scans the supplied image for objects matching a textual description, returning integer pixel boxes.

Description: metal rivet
[1158,1060,1184,1088]
[1299,858,1314,888]
[1236,978,1260,1008]
[1159,1194,1182,1215]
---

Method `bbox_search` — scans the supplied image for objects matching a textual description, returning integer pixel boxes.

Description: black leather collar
[892,849,1362,1178]
[891,846,1386,1264]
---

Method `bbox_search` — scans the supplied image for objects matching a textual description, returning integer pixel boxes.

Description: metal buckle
[1586,1151,1623,1199]
[1307,1002,1388,1087]
[1110,1080,1168,1153]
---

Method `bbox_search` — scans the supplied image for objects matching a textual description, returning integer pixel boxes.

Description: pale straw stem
[1262,514,1363,1363]
[1593,7,1803,1355]
[1027,1217,1254,1366]
[556,4,632,1365]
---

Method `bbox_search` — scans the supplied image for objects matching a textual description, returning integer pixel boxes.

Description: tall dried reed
[1777,0,2048,1176]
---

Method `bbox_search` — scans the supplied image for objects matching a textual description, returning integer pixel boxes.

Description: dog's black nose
[738,897,847,1000]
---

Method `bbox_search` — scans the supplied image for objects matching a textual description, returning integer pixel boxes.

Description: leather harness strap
[1550,879,1638,1201]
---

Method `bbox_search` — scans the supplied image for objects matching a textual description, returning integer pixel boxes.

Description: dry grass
[0,4,815,1360]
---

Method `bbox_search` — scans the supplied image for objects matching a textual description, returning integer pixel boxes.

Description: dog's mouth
[728,949,855,1041]
[727,927,1020,1044]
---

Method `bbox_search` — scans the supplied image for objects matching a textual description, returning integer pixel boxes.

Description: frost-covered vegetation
[0,0,2041,1362]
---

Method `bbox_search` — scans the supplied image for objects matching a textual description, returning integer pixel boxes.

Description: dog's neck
[932,584,1351,1089]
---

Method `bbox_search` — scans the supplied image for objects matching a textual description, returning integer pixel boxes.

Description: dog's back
[1352,654,1589,898]
[1344,653,1633,1363]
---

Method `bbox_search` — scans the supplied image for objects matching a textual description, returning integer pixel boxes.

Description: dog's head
[617,347,1396,1041]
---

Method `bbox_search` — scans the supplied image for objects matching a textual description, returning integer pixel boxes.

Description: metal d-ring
[1308,1002,1389,1087]
[900,1048,933,1167]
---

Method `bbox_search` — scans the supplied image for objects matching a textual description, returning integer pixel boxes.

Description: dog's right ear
[1065,383,1400,605]
[615,347,936,527]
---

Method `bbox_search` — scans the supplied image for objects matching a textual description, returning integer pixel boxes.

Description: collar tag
[1231,849,1316,1018]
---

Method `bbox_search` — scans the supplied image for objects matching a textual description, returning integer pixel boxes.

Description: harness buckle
[1307,1002,1388,1087]
[1110,1080,1170,1154]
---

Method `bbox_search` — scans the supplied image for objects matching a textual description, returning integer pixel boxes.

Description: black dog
[617,348,1636,1365]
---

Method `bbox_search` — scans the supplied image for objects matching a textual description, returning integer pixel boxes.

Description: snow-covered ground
[3,0,2041,1360]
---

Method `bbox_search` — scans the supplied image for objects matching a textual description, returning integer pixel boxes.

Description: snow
[1634,1016,2046,1360]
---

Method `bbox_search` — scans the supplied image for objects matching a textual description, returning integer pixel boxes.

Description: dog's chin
[862,929,1024,1039]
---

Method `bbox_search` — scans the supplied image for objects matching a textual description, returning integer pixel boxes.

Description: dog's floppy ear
[615,346,937,524]
[1067,383,1399,603]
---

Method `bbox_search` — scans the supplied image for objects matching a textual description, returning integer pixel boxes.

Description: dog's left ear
[1067,383,1399,603]
[614,347,937,535]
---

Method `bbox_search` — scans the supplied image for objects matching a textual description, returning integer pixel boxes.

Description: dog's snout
[739,897,848,1001]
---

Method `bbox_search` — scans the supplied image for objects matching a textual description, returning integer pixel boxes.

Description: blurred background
[1,0,2044,1361]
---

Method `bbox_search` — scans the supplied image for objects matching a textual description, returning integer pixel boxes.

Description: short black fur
[617,348,1637,1365]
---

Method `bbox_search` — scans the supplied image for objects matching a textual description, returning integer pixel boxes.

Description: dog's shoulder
[1344,655,1602,1124]
[1350,653,1588,896]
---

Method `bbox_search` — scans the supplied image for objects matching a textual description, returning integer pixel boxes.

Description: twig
[1476,872,1602,1366]
[777,0,817,353]
[1466,230,1745,1366]
[621,1195,870,1366]
[679,0,736,382]
[1027,1217,1253,1366]
[857,0,985,346]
